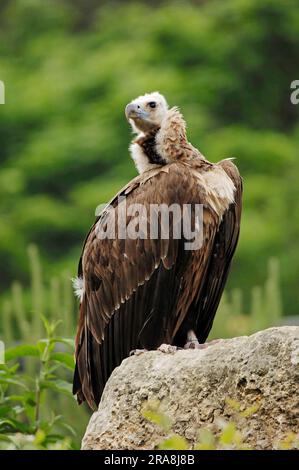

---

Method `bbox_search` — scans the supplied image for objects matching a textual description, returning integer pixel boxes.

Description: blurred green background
[0,0,299,449]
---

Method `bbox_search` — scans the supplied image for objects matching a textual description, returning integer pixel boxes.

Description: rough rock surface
[82,327,299,450]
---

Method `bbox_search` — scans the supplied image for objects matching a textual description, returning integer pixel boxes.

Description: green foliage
[142,399,172,432]
[0,245,91,449]
[143,398,299,450]
[0,319,76,449]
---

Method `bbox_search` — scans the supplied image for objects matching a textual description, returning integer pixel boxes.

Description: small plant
[142,400,250,450]
[0,318,76,449]
[1,245,91,448]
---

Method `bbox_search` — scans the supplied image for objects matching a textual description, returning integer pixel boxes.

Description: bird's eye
[148,101,156,108]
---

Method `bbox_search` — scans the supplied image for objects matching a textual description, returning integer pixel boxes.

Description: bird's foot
[129,348,148,356]
[184,338,222,350]
[184,340,203,349]
[157,343,178,354]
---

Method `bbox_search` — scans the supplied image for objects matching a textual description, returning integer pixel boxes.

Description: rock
[81,327,299,450]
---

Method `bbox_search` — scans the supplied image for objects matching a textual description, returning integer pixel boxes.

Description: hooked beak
[125,103,149,121]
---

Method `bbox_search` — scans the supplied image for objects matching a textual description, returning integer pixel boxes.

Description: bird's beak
[125,103,149,121]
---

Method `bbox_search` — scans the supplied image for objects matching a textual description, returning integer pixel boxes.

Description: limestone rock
[82,327,299,450]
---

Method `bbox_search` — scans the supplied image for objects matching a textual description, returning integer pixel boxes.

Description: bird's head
[125,92,168,134]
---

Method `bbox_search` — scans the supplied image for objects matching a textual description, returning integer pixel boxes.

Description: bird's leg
[129,348,148,356]
[184,330,223,350]
[184,330,201,349]
[157,343,178,354]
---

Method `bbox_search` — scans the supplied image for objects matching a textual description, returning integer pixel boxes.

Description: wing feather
[180,159,243,344]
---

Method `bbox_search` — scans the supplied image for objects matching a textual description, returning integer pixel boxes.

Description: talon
[129,348,148,356]
[157,343,178,354]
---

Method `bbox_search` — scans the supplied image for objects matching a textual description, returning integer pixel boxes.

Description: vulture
[73,92,242,409]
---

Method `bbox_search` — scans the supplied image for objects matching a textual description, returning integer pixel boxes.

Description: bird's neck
[134,130,167,166]
[155,107,205,163]
[131,108,206,173]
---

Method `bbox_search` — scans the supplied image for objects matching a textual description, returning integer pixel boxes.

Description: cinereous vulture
[73,92,242,409]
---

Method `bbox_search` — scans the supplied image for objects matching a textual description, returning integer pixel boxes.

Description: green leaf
[0,377,28,389]
[41,316,62,339]
[50,352,75,370]
[0,419,19,431]
[142,410,172,431]
[195,428,216,450]
[50,337,74,349]
[158,434,188,450]
[34,429,46,445]
[0,418,32,434]
[0,405,11,417]
[5,345,40,362]
[5,392,36,407]
[37,339,47,354]
[40,379,73,397]
[219,422,237,445]
[0,364,20,374]
[240,403,260,418]
[225,397,241,412]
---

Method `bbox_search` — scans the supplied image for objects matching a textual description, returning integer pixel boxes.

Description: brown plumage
[73,94,242,409]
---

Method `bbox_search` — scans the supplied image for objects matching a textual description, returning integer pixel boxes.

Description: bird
[72,92,242,409]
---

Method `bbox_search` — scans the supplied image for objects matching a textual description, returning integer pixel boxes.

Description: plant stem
[35,376,41,428]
